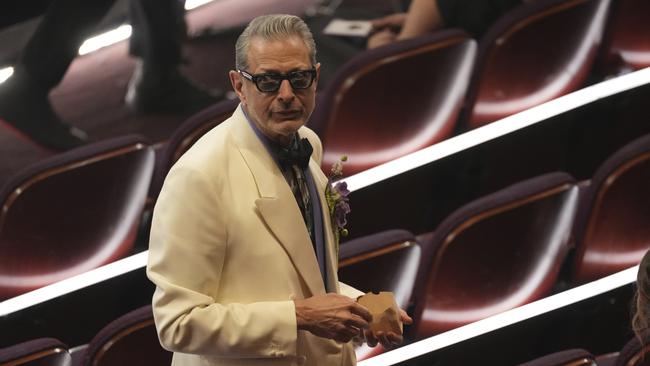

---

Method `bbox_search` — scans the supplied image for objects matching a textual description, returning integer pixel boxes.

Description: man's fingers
[400,309,413,325]
[378,332,392,348]
[386,332,404,345]
[345,314,370,330]
[364,329,378,347]
[350,303,373,323]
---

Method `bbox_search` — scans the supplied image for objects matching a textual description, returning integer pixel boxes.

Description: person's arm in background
[368,0,445,49]
[398,0,445,40]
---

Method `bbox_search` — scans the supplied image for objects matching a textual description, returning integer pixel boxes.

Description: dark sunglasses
[238,68,317,93]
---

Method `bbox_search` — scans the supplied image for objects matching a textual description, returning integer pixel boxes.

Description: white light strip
[0,251,148,316]
[75,0,216,54]
[0,0,217,84]
[185,0,215,10]
[0,66,13,83]
[359,265,638,366]
[78,24,132,55]
[345,67,650,192]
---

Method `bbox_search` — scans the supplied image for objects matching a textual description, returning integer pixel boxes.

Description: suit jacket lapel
[231,106,326,297]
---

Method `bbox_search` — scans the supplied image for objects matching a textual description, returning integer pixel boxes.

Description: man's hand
[295,294,372,343]
[370,13,407,31]
[367,28,398,49]
[363,309,413,348]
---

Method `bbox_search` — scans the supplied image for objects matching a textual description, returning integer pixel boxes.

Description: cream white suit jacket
[147,105,363,366]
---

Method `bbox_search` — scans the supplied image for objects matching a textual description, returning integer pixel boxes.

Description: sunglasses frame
[238,68,317,93]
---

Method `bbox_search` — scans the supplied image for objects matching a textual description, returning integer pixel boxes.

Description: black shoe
[125,62,223,116]
[0,70,87,151]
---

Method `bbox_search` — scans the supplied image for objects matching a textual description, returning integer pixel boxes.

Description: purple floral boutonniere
[325,156,350,252]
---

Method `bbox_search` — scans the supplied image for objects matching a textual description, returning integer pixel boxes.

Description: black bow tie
[278,138,313,170]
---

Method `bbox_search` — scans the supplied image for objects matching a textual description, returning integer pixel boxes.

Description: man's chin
[274,117,306,132]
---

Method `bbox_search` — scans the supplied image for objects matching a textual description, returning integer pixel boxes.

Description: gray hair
[235,14,317,71]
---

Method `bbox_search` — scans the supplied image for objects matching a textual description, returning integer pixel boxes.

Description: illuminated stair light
[0,0,216,84]
[78,24,132,55]
[0,67,13,83]
[185,0,214,10]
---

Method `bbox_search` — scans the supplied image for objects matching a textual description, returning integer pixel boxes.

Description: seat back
[0,338,71,366]
[412,172,579,339]
[339,229,421,309]
[338,229,420,361]
[518,349,596,366]
[0,135,155,300]
[572,133,650,284]
[151,98,239,198]
[462,0,611,130]
[81,305,171,366]
[310,30,476,176]
[598,0,650,75]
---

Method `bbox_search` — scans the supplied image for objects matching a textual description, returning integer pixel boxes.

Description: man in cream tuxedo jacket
[147,14,410,366]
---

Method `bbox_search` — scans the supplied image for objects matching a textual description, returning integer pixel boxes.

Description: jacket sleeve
[147,164,297,358]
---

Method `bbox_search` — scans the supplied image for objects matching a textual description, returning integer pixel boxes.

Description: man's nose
[277,79,295,102]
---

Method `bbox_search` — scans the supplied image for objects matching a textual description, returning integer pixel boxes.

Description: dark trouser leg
[0,0,116,150]
[20,0,117,89]
[128,0,185,69]
[125,0,220,115]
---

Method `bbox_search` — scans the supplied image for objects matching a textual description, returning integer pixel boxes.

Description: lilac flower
[333,181,350,200]
[325,156,351,243]
[334,200,351,228]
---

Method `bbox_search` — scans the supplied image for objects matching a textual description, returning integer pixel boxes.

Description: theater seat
[80,305,171,366]
[150,98,239,198]
[517,349,596,366]
[572,133,650,284]
[598,0,650,75]
[309,30,476,176]
[0,338,71,366]
[412,172,579,339]
[338,229,421,360]
[461,0,611,130]
[0,135,155,300]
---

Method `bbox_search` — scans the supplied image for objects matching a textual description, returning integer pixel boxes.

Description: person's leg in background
[0,0,116,151]
[126,0,221,115]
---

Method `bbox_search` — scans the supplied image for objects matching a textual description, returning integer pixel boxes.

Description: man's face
[230,36,320,145]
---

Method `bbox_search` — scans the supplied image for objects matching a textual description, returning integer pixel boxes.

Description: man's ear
[229,70,246,104]
[314,62,321,88]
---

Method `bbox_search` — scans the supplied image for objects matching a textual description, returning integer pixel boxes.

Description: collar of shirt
[241,105,300,171]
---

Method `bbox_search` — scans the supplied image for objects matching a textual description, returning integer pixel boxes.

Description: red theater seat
[0,338,71,366]
[0,135,155,300]
[599,0,650,75]
[462,0,611,130]
[80,305,171,366]
[412,172,579,339]
[572,133,650,284]
[150,98,239,198]
[338,229,421,361]
[309,30,476,176]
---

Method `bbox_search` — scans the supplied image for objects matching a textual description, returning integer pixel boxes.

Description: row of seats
[1,0,647,300]
[338,132,650,348]
[0,298,646,366]
[0,127,646,360]
[0,98,235,300]
[0,305,170,366]
[310,0,649,176]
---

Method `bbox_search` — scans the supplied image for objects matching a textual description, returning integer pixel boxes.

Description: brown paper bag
[357,291,402,334]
